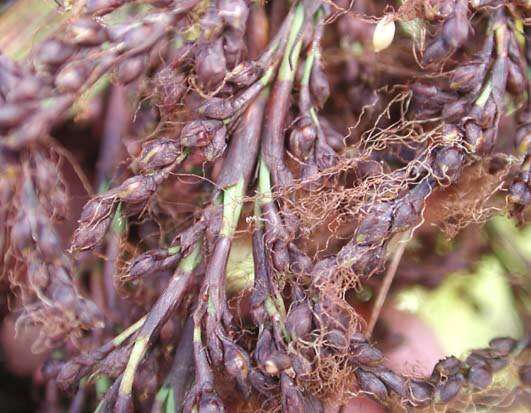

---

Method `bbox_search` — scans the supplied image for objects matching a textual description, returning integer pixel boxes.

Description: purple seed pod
[254,328,275,371]
[519,365,531,385]
[226,61,262,87]
[219,0,249,33]
[180,119,225,147]
[489,337,517,356]
[351,342,384,366]
[79,196,116,224]
[114,393,133,413]
[319,117,344,150]
[432,357,462,379]
[441,0,469,49]
[467,364,492,389]
[195,39,227,91]
[310,58,330,109]
[202,126,227,161]
[436,373,464,403]
[290,352,312,377]
[286,301,313,340]
[55,62,89,93]
[71,216,112,251]
[422,38,450,65]
[280,373,306,413]
[198,5,224,41]
[35,39,76,67]
[117,175,158,204]
[471,349,509,372]
[67,18,108,47]
[355,369,388,400]
[249,368,276,395]
[99,346,131,378]
[120,21,157,50]
[464,121,482,147]
[7,76,42,102]
[84,0,125,16]
[152,68,187,112]
[264,352,292,376]
[442,99,468,122]
[507,60,526,96]
[137,137,181,171]
[450,64,483,93]
[56,360,84,391]
[222,30,246,69]
[35,221,62,259]
[0,103,28,130]
[315,140,338,170]
[288,244,313,274]
[288,118,317,160]
[128,248,181,279]
[222,338,251,398]
[408,380,433,407]
[117,57,146,85]
[197,390,225,413]
[323,329,348,352]
[373,367,407,397]
[411,83,456,114]
[432,147,464,184]
[28,261,50,289]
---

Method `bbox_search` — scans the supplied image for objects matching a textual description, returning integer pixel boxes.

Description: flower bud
[373,16,395,53]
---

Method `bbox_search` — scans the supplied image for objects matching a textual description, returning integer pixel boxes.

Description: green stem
[278,3,305,81]
[221,176,246,237]
[118,242,202,397]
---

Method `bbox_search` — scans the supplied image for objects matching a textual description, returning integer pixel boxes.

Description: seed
[373,16,395,53]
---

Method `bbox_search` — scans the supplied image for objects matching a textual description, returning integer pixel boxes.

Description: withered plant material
[0,0,530,412]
